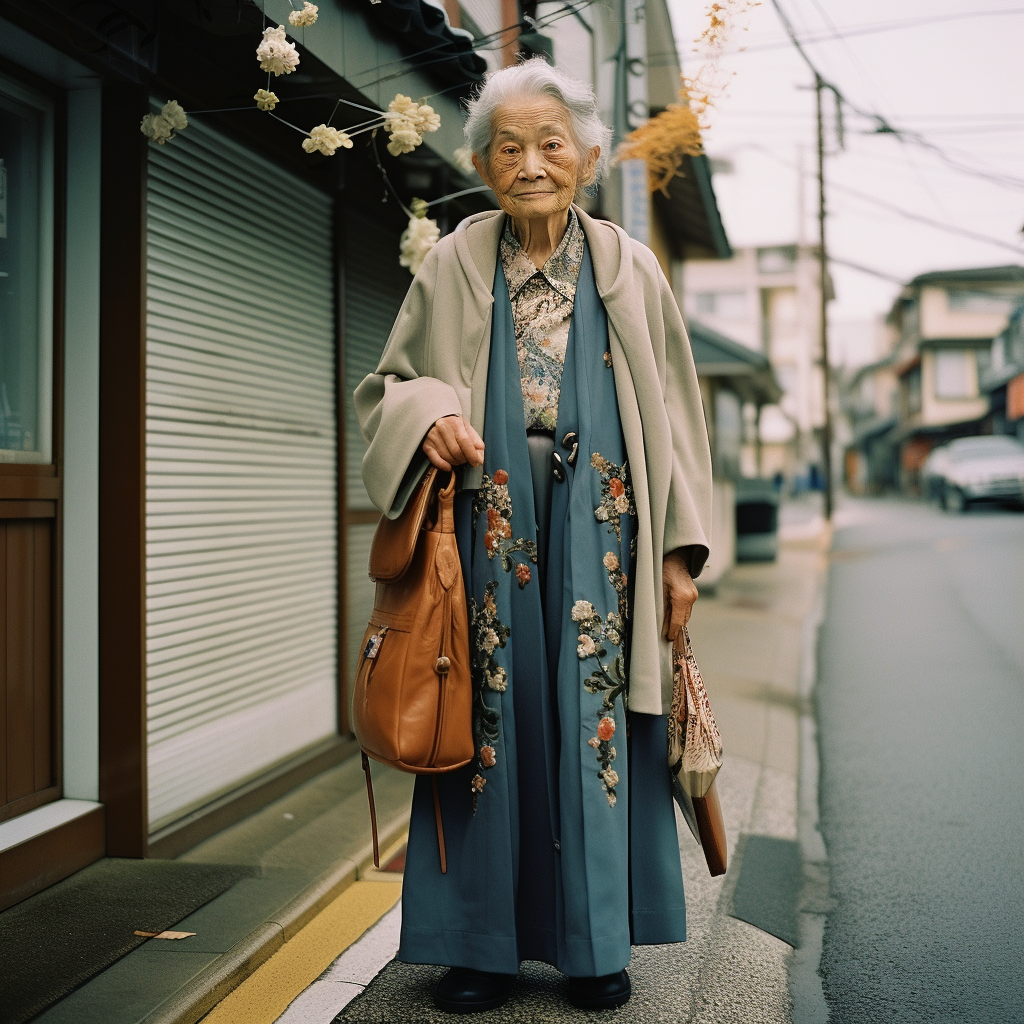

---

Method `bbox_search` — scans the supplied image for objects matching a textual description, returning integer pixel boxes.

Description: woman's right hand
[422,415,485,471]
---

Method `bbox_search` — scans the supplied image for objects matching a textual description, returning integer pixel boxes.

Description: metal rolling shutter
[145,114,337,832]
[343,210,409,680]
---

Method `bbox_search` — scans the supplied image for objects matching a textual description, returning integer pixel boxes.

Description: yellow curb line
[201,879,402,1024]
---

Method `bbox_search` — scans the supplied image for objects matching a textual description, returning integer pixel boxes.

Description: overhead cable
[746,143,1024,256]
[767,0,1024,192]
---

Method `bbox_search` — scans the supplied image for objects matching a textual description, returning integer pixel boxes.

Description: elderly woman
[355,59,712,1014]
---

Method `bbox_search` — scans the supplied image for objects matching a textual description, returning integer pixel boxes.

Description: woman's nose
[518,148,547,179]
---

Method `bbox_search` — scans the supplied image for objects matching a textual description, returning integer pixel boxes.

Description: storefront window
[0,74,54,464]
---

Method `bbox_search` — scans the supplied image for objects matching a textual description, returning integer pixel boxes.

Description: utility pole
[815,75,834,520]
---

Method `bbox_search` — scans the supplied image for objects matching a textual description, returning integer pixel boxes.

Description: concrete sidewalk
[294,521,831,1024]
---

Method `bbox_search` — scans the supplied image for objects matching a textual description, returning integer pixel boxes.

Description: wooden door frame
[0,58,65,820]
[96,81,149,857]
[0,58,106,914]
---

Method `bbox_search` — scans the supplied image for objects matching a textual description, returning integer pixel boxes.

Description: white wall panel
[146,113,337,832]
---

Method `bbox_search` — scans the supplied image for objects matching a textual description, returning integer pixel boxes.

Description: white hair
[464,57,612,189]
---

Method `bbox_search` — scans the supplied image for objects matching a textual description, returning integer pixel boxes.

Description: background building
[883,265,1024,491]
[682,243,828,489]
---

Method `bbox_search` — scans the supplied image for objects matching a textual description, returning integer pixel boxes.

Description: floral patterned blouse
[499,209,586,431]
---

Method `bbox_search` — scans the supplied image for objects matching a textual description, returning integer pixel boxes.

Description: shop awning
[653,154,732,261]
[363,0,487,87]
[688,318,782,405]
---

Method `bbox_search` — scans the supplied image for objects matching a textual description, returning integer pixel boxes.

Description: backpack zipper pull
[364,626,388,660]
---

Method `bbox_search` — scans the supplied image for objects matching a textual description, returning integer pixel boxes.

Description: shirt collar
[500,208,584,302]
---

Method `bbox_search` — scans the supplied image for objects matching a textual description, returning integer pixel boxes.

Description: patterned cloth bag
[668,626,723,799]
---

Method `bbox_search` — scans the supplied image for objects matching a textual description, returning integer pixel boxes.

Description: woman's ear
[580,145,600,187]
[472,152,491,187]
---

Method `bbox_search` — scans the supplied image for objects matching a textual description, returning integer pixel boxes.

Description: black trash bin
[735,477,780,562]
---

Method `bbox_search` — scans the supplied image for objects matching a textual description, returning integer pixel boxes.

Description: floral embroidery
[468,580,506,810]
[591,453,636,542]
[574,599,628,806]
[467,468,538,809]
[603,351,613,368]
[572,450,639,807]
[473,469,537,584]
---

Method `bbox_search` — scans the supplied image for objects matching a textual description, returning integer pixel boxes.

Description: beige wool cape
[354,206,712,716]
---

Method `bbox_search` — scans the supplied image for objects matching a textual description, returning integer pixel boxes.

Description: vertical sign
[620,158,649,245]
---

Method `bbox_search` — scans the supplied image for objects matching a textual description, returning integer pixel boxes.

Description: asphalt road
[816,498,1024,1024]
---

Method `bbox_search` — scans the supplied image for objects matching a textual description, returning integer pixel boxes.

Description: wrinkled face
[474,97,597,222]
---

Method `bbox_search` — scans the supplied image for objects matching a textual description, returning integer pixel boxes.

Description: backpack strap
[361,751,380,869]
[432,777,447,874]
[362,751,448,875]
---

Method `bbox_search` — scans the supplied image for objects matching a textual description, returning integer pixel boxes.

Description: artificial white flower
[614,494,630,514]
[577,634,597,658]
[386,126,421,157]
[288,1,318,27]
[603,551,620,571]
[383,94,441,156]
[257,25,300,76]
[140,100,188,145]
[388,93,418,118]
[254,88,279,111]
[302,124,353,156]
[453,145,476,175]
[415,104,441,134]
[486,666,507,692]
[140,114,172,144]
[571,600,596,622]
[161,100,188,130]
[399,209,440,275]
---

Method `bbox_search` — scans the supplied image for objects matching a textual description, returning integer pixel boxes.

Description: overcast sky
[665,0,1024,350]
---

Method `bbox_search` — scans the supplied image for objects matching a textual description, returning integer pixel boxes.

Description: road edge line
[790,530,832,1024]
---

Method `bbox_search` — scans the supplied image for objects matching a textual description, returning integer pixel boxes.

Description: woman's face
[474,96,598,223]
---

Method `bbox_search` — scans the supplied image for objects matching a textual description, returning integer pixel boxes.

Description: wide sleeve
[656,268,713,577]
[353,246,462,518]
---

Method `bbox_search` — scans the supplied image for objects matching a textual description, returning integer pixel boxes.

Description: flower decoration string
[136,14,501,270]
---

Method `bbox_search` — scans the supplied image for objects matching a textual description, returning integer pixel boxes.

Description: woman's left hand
[662,548,698,643]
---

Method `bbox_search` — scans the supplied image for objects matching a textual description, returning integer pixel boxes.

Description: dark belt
[527,429,578,482]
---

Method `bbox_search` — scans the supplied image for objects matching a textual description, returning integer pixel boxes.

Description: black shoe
[566,969,631,1010]
[433,967,515,1014]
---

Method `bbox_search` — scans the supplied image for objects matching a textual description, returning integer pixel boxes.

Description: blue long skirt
[397,435,686,977]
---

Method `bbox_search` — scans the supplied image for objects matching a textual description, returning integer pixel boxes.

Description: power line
[739,8,1024,54]
[702,110,1024,121]
[827,256,905,285]
[805,0,953,216]
[747,143,1024,256]
[767,0,1024,192]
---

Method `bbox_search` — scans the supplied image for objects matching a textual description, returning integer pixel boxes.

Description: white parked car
[941,435,1024,512]
[921,444,951,502]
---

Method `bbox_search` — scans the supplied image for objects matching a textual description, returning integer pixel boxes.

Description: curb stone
[789,530,833,1024]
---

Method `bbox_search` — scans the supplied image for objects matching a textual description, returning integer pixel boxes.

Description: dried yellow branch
[618,83,706,195]
[617,0,758,194]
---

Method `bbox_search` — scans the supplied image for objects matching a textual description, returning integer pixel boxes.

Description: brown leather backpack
[353,468,473,873]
